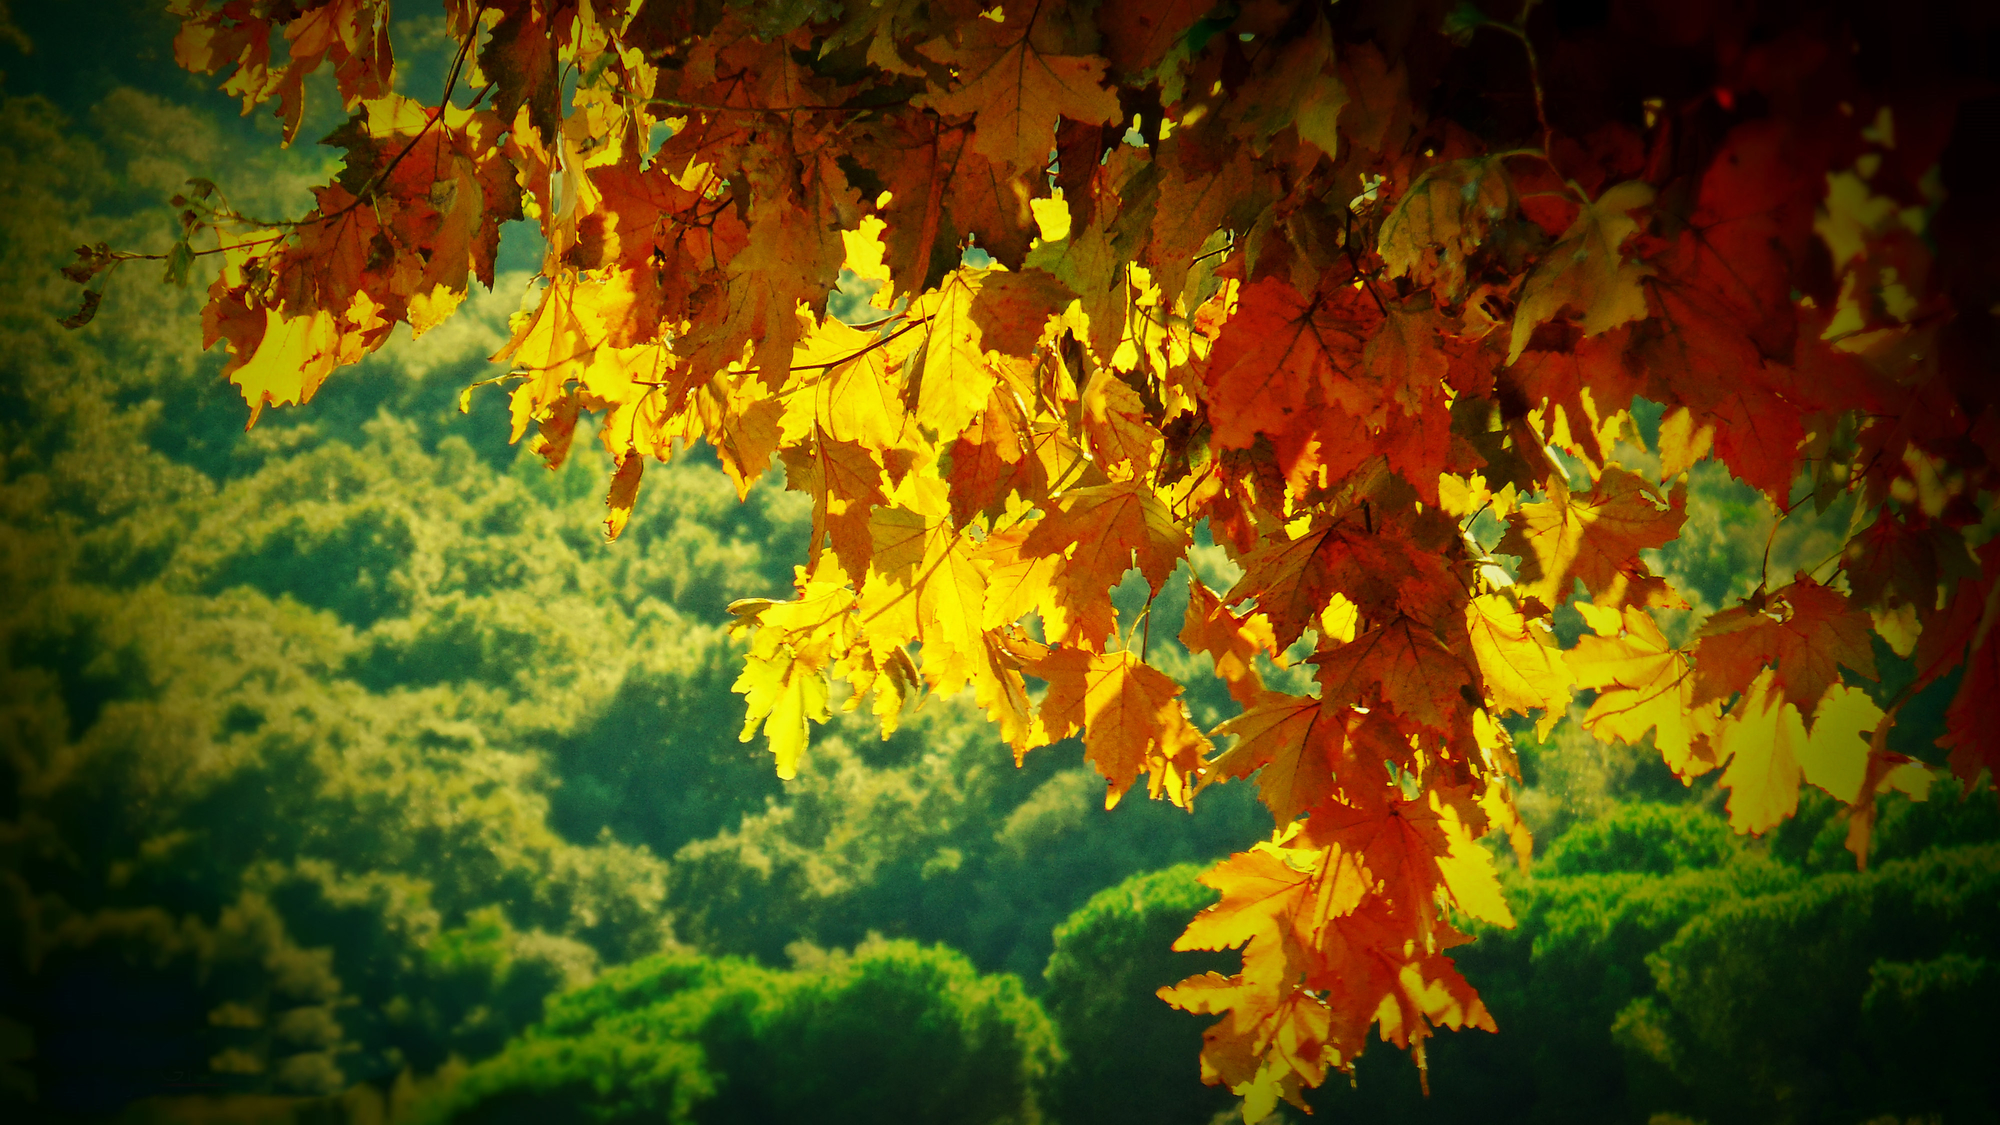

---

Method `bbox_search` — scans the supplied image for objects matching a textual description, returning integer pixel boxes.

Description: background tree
[1040,865,1236,1125]
[52,0,2000,1116]
[409,939,1061,1125]
[0,76,1266,1114]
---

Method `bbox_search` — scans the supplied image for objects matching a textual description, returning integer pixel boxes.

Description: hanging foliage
[68,0,2000,1116]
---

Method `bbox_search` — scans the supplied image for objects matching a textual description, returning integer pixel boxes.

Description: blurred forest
[1,5,1997,1124]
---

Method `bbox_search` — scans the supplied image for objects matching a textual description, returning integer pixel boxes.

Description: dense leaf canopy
[66,0,2000,1114]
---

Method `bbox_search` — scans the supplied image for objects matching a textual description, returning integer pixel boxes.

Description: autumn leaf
[1380,156,1513,302]
[1569,604,1720,779]
[1026,480,1189,592]
[1181,578,1281,707]
[1505,322,1643,469]
[1939,569,2000,792]
[733,640,832,781]
[782,314,907,452]
[1095,0,1214,77]
[1426,787,1515,929]
[1223,16,1342,156]
[780,433,888,569]
[1498,465,1685,608]
[947,389,1044,526]
[224,305,343,425]
[1206,692,1341,825]
[1712,668,1807,834]
[905,271,998,444]
[1018,480,1190,647]
[1463,593,1575,728]
[1692,573,1879,726]
[1508,180,1655,364]
[1031,647,1211,808]
[603,450,644,541]
[1226,519,1455,651]
[1204,277,1380,451]
[482,0,562,140]
[1843,713,1936,869]
[175,0,393,142]
[1314,618,1472,735]
[965,269,1074,355]
[1173,846,1319,956]
[916,10,1123,174]
[1793,683,1889,805]
[128,0,1996,1103]
[1360,295,1452,422]
[1631,121,1826,496]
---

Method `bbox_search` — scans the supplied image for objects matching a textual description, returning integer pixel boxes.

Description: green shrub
[1620,843,2000,1124]
[417,939,1060,1125]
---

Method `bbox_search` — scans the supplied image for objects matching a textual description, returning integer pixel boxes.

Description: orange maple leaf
[1206,693,1343,825]
[1205,278,1381,451]
[1030,647,1210,808]
[1226,519,1455,651]
[1314,618,1471,735]
[1692,573,1879,726]
[1180,578,1282,707]
[915,9,1123,173]
[1569,604,1721,780]
[1019,480,1191,647]
[1498,465,1685,608]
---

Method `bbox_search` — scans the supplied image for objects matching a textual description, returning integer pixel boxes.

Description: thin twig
[106,29,480,268]
[1484,3,1588,202]
[633,315,932,388]
[650,97,897,115]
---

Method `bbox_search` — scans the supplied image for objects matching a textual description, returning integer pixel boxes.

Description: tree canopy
[63,0,2000,1115]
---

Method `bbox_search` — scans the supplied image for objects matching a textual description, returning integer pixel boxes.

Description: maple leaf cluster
[97,0,2000,1115]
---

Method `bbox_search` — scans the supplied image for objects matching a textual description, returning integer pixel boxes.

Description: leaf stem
[1482,4,1588,203]
[632,315,933,390]
[84,27,480,274]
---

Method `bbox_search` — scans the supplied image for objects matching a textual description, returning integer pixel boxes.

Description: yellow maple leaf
[1464,593,1575,732]
[976,523,1064,630]
[1508,179,1656,364]
[603,450,643,541]
[905,271,996,443]
[730,565,861,667]
[728,563,866,775]
[781,312,906,451]
[229,306,341,424]
[1429,787,1515,928]
[1713,667,1807,834]
[1655,405,1715,479]
[732,641,831,780]
[494,275,597,441]
[913,529,990,690]
[841,214,895,304]
[1793,682,1884,804]
[1569,604,1721,779]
